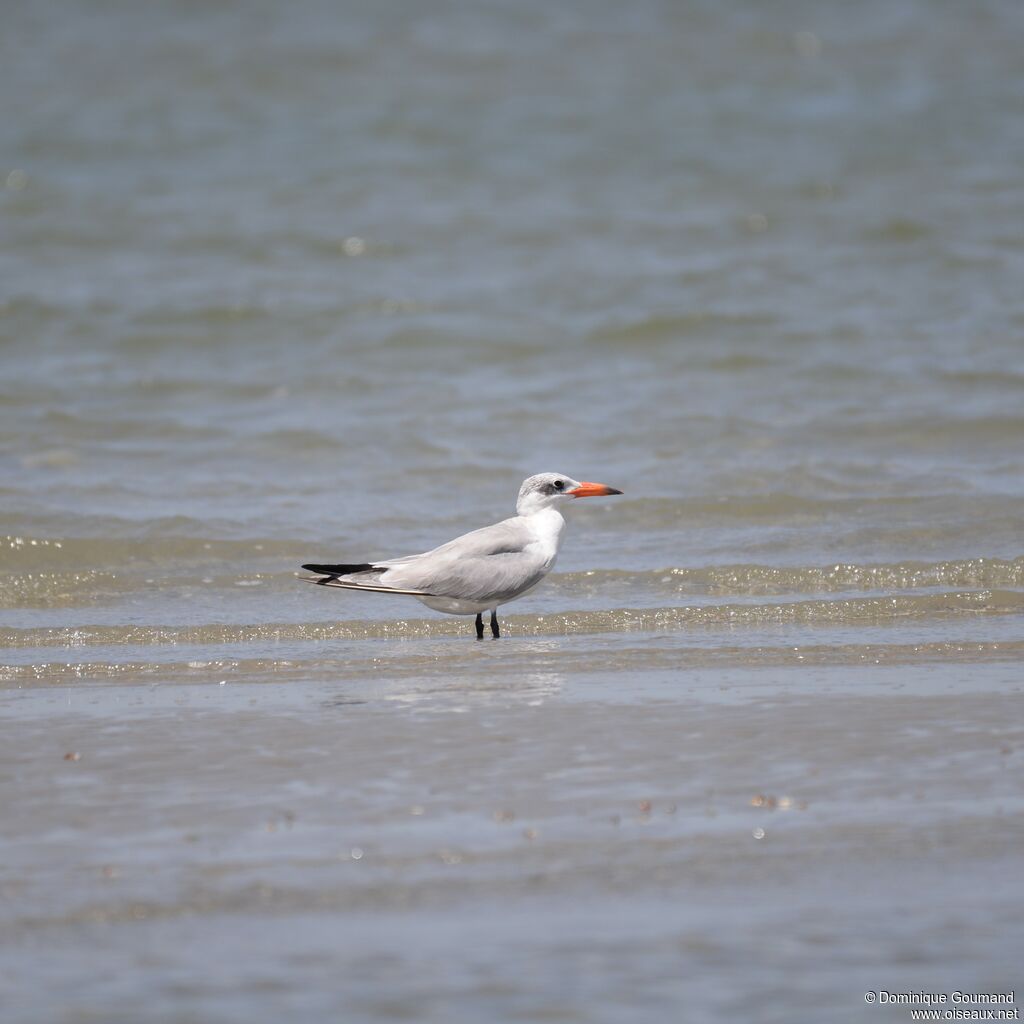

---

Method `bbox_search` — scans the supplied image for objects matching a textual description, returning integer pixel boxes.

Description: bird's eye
[553,480,564,491]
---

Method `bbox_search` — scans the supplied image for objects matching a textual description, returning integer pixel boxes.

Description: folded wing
[378,518,546,603]
[301,517,546,604]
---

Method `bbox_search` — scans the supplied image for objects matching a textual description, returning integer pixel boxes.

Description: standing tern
[300,472,622,638]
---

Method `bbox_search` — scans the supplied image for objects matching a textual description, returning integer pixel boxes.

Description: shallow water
[2,0,1023,1021]
[4,666,1024,1024]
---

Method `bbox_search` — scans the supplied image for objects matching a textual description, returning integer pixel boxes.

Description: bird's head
[515,472,623,515]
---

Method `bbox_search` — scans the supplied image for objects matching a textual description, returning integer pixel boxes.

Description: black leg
[490,609,500,638]
[475,612,484,640]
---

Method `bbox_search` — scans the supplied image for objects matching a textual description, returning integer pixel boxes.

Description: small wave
[3,589,1021,650]
[0,533,305,572]
[0,294,82,321]
[844,415,1024,445]
[131,303,271,326]
[2,638,1021,689]
[605,493,889,529]
[4,539,1022,610]
[0,571,122,609]
[251,428,342,453]
[608,494,1023,530]
[588,311,779,347]
[862,218,932,242]
[39,410,222,443]
[557,556,1024,596]
[939,369,1024,391]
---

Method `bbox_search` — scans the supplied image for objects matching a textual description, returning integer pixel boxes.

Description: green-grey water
[2,1,1023,1021]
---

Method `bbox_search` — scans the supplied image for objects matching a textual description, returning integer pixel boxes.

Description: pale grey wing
[377,517,546,603]
[376,516,529,566]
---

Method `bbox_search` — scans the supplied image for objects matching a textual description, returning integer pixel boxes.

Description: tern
[300,472,622,638]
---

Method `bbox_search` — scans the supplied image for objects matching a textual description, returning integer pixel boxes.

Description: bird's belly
[416,576,545,616]
[416,595,491,615]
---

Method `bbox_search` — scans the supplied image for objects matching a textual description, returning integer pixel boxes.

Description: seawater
[2,1,1023,1022]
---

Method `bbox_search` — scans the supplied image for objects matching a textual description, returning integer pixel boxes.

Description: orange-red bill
[568,481,623,498]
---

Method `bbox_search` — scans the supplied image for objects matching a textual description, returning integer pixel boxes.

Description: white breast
[522,507,566,571]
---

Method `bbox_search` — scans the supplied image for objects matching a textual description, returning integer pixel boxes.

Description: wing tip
[301,562,376,575]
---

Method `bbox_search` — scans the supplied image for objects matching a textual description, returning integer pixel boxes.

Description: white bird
[301,472,622,638]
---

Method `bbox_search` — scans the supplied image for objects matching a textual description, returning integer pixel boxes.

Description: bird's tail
[299,562,434,596]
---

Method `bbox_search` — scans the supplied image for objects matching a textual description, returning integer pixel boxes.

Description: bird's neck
[522,507,566,564]
[521,505,564,527]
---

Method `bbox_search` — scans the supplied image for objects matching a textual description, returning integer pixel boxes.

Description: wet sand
[2,660,1021,1023]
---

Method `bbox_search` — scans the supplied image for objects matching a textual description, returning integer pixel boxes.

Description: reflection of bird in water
[300,472,622,639]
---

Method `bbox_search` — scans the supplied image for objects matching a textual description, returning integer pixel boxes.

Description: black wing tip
[301,562,375,576]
